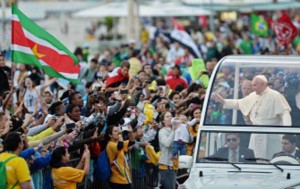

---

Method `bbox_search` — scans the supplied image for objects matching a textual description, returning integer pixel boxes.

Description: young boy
[172,115,190,157]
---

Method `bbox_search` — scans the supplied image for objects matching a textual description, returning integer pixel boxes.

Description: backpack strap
[3,156,19,189]
[3,155,18,164]
[106,149,119,164]
[11,181,19,189]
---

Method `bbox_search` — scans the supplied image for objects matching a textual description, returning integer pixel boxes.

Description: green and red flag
[11,4,80,83]
[251,14,268,37]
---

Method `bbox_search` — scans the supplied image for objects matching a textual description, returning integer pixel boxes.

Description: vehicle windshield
[205,56,300,127]
[196,131,300,166]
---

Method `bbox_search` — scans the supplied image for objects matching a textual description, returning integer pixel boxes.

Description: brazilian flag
[251,14,268,37]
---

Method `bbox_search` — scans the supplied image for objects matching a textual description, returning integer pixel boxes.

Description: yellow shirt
[27,127,54,142]
[107,140,131,184]
[0,152,31,189]
[159,158,178,170]
[140,30,149,43]
[188,124,199,138]
[145,145,160,165]
[51,166,85,189]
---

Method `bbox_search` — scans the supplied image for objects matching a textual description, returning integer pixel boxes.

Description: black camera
[162,102,170,109]
[66,123,76,133]
[93,94,101,100]
[120,89,129,94]
[95,86,101,91]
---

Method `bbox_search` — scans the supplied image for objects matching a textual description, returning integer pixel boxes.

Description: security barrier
[41,153,161,189]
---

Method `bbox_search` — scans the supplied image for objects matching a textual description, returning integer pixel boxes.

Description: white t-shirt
[174,124,190,143]
[24,88,40,113]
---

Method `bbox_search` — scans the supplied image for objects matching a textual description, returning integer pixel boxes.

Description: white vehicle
[179,56,300,189]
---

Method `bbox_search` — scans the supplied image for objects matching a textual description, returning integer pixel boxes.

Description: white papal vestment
[223,87,291,159]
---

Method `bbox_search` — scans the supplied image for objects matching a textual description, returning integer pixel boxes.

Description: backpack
[0,155,19,189]
[94,150,119,181]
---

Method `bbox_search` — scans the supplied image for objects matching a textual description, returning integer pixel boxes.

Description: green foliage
[104,17,113,32]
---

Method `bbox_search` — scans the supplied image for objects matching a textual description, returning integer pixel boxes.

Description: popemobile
[179,56,300,189]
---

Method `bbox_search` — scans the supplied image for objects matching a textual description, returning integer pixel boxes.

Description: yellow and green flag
[251,14,268,37]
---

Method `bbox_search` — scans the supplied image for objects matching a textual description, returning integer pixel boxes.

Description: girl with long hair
[158,111,179,189]
[186,106,201,156]
[102,125,135,189]
[50,146,90,189]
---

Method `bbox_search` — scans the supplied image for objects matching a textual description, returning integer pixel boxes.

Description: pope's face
[252,79,265,95]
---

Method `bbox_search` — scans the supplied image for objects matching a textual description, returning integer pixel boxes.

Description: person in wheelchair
[273,134,300,160]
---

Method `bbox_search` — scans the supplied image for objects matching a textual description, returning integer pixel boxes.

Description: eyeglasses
[226,138,237,142]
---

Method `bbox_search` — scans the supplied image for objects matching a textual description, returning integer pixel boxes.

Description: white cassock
[223,87,291,159]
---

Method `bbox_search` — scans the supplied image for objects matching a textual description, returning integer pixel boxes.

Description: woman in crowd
[187,105,201,156]
[65,103,100,128]
[48,101,65,116]
[22,77,40,113]
[66,104,82,123]
[103,125,135,189]
[50,145,90,189]
[158,111,179,189]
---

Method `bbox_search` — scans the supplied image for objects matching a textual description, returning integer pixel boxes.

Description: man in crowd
[0,51,10,93]
[166,65,188,90]
[0,132,33,189]
[105,60,130,95]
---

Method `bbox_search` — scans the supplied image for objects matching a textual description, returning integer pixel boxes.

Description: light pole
[127,0,140,42]
[209,0,215,33]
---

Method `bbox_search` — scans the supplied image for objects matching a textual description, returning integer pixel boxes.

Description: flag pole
[1,0,6,49]
[209,0,215,33]
[10,0,15,83]
[10,0,16,113]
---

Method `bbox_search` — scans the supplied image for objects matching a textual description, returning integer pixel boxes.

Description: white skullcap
[254,75,268,84]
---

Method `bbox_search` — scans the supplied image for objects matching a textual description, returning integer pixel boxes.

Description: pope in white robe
[213,75,291,159]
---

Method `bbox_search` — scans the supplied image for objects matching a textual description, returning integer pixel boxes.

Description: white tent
[0,1,99,21]
[183,0,300,12]
[72,1,212,18]
[183,0,294,5]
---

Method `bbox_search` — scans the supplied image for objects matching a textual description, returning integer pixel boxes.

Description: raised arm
[211,92,225,104]
[40,78,57,91]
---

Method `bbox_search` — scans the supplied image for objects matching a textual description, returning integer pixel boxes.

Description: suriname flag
[251,14,268,37]
[11,4,80,83]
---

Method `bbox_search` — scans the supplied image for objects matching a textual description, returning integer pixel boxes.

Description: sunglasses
[226,138,237,142]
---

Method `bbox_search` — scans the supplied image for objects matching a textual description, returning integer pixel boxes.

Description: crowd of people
[0,11,300,189]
